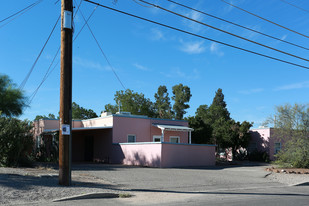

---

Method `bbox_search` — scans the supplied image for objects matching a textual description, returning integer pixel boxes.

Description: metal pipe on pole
[59,0,73,186]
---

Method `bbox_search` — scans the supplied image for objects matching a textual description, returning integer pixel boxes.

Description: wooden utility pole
[59,0,73,186]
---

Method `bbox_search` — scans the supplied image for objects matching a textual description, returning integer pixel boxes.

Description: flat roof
[43,126,113,133]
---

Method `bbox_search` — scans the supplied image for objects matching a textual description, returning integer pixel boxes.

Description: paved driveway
[4,163,308,205]
[60,163,309,206]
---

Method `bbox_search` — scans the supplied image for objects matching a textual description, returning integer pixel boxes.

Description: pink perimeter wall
[161,143,216,167]
[112,142,215,168]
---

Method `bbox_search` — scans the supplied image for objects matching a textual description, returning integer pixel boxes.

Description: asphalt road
[38,163,309,205]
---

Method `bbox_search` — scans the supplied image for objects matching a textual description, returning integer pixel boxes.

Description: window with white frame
[127,134,136,143]
[153,135,161,142]
[274,142,281,154]
[170,136,180,143]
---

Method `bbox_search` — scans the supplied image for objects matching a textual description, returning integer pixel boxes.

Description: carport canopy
[153,124,194,144]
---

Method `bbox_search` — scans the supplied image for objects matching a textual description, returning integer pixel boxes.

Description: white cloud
[180,40,205,54]
[73,57,111,71]
[281,35,288,41]
[184,10,204,32]
[150,28,164,41]
[238,88,264,95]
[209,42,224,56]
[274,81,309,91]
[133,63,151,71]
[161,68,200,79]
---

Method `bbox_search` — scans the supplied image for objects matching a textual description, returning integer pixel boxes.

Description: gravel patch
[266,172,309,186]
[0,166,124,205]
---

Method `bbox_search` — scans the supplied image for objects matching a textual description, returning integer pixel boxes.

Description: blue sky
[1,0,309,128]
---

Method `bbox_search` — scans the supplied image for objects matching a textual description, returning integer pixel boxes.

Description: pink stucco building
[249,128,284,161]
[34,112,216,167]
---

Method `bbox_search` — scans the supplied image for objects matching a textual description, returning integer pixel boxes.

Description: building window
[153,135,161,142]
[274,142,281,154]
[170,136,180,143]
[127,134,136,143]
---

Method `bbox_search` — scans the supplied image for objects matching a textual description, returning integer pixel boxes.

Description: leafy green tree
[103,103,118,114]
[0,74,27,117]
[0,117,33,166]
[187,115,212,144]
[72,102,98,120]
[172,84,191,120]
[154,85,174,119]
[34,113,57,121]
[112,89,155,117]
[265,103,309,168]
[229,120,253,159]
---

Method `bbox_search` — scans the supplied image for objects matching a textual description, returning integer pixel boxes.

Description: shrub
[34,132,59,162]
[0,117,34,167]
[275,138,309,168]
[248,150,270,163]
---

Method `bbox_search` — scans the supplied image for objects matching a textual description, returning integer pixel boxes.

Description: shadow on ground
[0,173,120,190]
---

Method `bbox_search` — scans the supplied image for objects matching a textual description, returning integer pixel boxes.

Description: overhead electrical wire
[0,0,42,28]
[221,0,309,39]
[28,1,96,104]
[137,0,309,63]
[166,0,309,51]
[77,3,127,90]
[0,0,42,23]
[83,0,309,70]
[280,0,309,14]
[19,15,61,90]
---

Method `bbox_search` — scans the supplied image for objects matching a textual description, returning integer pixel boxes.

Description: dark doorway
[84,136,94,161]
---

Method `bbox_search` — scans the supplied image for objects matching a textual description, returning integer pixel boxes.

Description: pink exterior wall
[112,142,215,168]
[82,116,113,128]
[249,128,287,161]
[112,116,189,143]
[113,116,151,143]
[250,128,271,152]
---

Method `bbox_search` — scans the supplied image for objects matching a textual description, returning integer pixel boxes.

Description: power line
[0,0,42,28]
[19,15,60,90]
[28,1,96,104]
[165,0,309,51]
[0,0,42,23]
[83,0,309,70]
[280,0,309,14]
[221,0,309,39]
[77,3,126,90]
[137,0,309,63]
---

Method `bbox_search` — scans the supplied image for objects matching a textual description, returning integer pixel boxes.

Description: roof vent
[101,111,112,117]
[116,111,131,115]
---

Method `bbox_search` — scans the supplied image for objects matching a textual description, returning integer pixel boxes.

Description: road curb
[53,192,120,202]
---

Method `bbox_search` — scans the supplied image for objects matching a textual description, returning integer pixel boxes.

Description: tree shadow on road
[0,173,121,191]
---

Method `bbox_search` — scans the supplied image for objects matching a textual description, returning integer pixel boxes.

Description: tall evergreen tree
[207,88,231,148]
[154,85,174,119]
[172,84,192,120]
